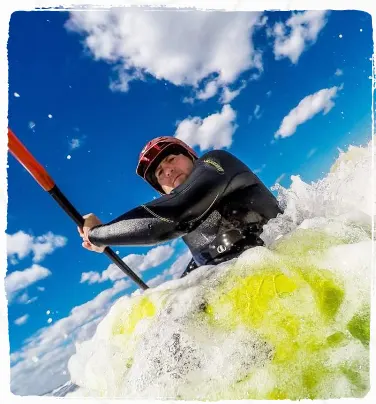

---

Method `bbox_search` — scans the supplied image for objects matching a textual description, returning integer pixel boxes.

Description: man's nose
[164,166,174,177]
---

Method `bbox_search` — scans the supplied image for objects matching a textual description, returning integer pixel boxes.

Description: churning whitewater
[66,141,373,400]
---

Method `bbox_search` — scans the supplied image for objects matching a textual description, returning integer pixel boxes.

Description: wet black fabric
[88,150,282,266]
[180,258,199,278]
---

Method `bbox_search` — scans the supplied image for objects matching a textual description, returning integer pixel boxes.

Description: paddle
[7,128,149,290]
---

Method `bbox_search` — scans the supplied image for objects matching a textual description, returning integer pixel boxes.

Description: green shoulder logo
[203,159,224,173]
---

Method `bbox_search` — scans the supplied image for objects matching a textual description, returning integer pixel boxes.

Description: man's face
[155,153,194,194]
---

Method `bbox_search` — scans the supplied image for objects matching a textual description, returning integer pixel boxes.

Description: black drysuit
[88,150,282,276]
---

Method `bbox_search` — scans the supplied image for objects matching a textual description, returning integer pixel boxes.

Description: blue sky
[6,9,373,395]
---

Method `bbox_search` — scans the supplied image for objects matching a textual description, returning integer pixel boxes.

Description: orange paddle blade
[8,128,55,192]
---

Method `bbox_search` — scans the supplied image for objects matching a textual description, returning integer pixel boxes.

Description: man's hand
[77,213,105,253]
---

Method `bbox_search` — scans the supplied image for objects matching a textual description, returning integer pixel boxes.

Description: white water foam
[66,139,374,400]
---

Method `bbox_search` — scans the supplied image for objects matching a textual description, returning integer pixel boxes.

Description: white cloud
[69,138,81,150]
[271,11,328,64]
[65,9,264,96]
[335,68,343,76]
[254,104,262,119]
[307,148,317,158]
[14,92,20,97]
[10,279,130,395]
[148,250,192,287]
[80,270,101,285]
[81,245,174,285]
[190,78,249,104]
[182,96,195,104]
[10,352,21,364]
[28,297,38,304]
[37,286,45,292]
[7,231,67,263]
[74,316,104,347]
[17,293,38,305]
[275,173,286,184]
[136,245,174,271]
[32,232,67,262]
[109,68,144,93]
[220,81,247,104]
[14,315,29,326]
[7,231,33,261]
[166,250,192,279]
[253,163,266,174]
[5,264,51,303]
[175,104,238,151]
[17,293,30,304]
[196,79,220,101]
[266,90,272,97]
[275,85,342,139]
[148,273,169,288]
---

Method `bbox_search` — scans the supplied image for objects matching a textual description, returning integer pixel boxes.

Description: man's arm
[88,205,185,247]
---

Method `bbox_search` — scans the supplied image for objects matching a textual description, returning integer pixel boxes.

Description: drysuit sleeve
[88,151,234,247]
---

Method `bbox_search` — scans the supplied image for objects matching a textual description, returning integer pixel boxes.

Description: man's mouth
[173,174,182,186]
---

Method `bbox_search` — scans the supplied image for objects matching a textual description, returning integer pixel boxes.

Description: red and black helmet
[136,136,198,194]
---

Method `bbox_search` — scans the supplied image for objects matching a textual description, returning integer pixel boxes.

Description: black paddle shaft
[48,185,149,290]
